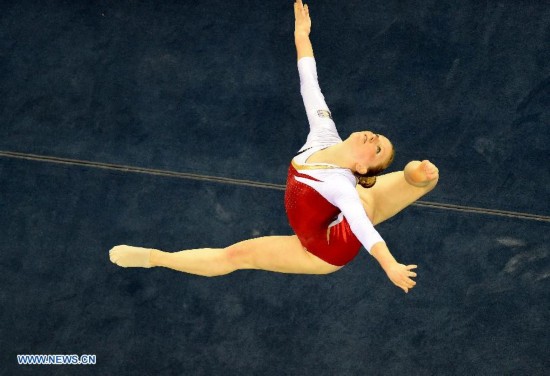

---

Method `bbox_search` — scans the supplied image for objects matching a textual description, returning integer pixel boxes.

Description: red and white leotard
[284,57,384,266]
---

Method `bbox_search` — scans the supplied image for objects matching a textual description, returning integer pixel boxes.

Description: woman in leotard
[109,0,439,293]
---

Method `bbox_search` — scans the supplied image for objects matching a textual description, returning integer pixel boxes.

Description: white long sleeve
[298,57,342,151]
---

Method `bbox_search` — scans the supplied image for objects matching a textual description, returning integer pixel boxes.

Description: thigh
[226,235,342,275]
[357,171,436,225]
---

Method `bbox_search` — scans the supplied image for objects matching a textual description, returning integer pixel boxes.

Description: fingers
[400,280,415,293]
[294,0,311,36]
[404,277,416,289]
[294,2,302,20]
[400,265,418,293]
[295,0,309,18]
[388,264,419,293]
[405,264,417,278]
[393,276,416,293]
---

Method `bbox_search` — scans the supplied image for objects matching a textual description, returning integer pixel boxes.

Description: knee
[224,243,255,270]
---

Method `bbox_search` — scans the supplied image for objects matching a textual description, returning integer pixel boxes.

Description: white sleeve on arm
[298,57,342,149]
[331,181,385,253]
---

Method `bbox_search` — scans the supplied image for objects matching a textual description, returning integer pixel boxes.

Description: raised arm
[294,0,313,60]
[294,1,341,149]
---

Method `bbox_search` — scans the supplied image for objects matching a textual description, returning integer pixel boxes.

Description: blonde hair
[355,147,395,188]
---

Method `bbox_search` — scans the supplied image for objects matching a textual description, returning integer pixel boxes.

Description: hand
[385,263,418,293]
[294,0,311,37]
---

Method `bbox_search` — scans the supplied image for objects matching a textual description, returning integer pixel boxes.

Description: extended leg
[358,160,439,225]
[109,235,341,276]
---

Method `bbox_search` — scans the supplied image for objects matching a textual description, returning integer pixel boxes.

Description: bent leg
[110,235,341,277]
[358,160,439,225]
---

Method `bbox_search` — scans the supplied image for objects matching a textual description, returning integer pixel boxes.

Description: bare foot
[404,160,439,187]
[109,245,153,268]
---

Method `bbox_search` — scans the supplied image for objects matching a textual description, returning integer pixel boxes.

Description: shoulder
[323,169,358,193]
[325,170,362,200]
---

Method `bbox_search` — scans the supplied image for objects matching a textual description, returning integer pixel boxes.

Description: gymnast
[109,0,439,293]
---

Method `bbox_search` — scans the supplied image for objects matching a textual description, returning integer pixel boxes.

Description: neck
[310,142,355,171]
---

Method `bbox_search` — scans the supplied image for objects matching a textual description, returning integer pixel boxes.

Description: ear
[355,163,368,175]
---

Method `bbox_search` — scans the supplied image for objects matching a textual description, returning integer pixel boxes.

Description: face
[347,131,394,173]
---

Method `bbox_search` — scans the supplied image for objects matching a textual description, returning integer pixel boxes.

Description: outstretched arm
[332,182,417,293]
[294,1,342,148]
[294,0,313,60]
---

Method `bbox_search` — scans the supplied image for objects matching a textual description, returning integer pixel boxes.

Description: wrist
[294,31,310,39]
[380,258,399,274]
[370,242,397,271]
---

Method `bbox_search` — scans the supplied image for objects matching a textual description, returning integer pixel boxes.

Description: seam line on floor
[1,150,548,223]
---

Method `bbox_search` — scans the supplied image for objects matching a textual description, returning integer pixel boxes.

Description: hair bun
[357,176,376,188]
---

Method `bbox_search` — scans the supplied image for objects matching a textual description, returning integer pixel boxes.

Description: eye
[376,146,381,154]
